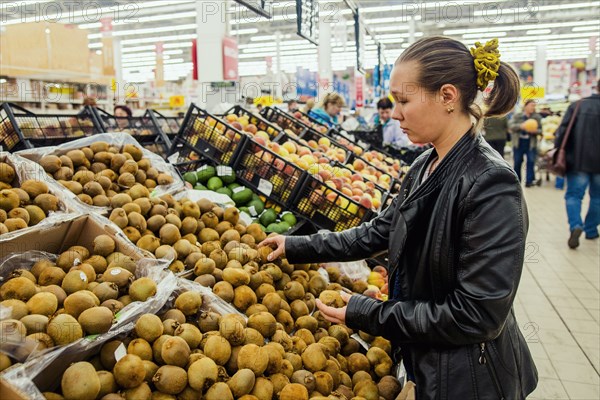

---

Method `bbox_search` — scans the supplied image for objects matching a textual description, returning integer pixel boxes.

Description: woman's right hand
[258,235,286,261]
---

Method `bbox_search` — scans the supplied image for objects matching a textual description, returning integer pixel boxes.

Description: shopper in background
[509,99,543,187]
[287,99,299,113]
[260,36,537,399]
[308,92,345,127]
[370,97,410,148]
[114,105,132,130]
[554,79,600,249]
[483,114,509,156]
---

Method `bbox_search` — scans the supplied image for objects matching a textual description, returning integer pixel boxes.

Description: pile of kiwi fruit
[41,288,400,400]
[0,161,61,235]
[35,143,174,208]
[0,234,159,371]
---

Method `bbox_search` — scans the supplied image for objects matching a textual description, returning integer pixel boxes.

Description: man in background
[483,115,509,157]
[287,100,299,113]
[509,99,543,187]
[370,98,409,148]
[554,79,600,249]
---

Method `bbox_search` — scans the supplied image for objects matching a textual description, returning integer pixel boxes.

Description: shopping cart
[535,137,555,185]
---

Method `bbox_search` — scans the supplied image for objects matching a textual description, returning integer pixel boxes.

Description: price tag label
[232,186,246,194]
[197,165,210,172]
[114,343,127,362]
[351,333,371,350]
[217,166,233,177]
[258,179,273,196]
[248,205,257,216]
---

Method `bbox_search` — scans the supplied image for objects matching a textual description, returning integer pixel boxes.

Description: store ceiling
[3,0,599,82]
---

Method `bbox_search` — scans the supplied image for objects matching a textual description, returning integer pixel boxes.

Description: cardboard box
[0,379,28,400]
[0,213,145,261]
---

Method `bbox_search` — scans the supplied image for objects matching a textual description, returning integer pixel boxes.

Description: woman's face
[114,108,129,118]
[325,103,342,117]
[389,62,451,145]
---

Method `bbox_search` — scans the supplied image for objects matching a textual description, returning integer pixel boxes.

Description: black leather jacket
[286,132,538,399]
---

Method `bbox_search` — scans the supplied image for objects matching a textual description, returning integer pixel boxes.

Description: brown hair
[321,92,345,108]
[396,36,520,126]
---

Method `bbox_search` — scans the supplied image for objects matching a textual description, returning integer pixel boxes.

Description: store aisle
[512,181,600,399]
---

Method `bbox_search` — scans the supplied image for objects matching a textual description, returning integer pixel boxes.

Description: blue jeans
[513,139,536,184]
[565,172,600,238]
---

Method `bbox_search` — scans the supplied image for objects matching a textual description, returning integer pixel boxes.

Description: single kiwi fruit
[0,162,16,183]
[187,357,219,392]
[78,306,114,335]
[3,217,27,232]
[127,211,147,232]
[250,377,274,400]
[1,299,28,320]
[97,371,118,399]
[85,255,108,275]
[128,183,149,200]
[63,291,97,319]
[152,365,188,395]
[119,159,139,175]
[0,189,19,212]
[128,277,157,302]
[20,314,49,334]
[233,285,257,312]
[61,270,89,294]
[236,344,268,375]
[134,314,163,342]
[107,208,127,229]
[247,312,277,339]
[159,223,181,245]
[146,214,166,233]
[127,338,153,361]
[173,323,201,349]
[26,292,58,316]
[161,336,191,367]
[0,276,37,301]
[10,188,29,207]
[93,234,116,257]
[101,299,124,314]
[174,291,202,316]
[133,197,152,216]
[61,361,101,400]
[213,281,234,303]
[76,193,93,205]
[101,267,133,289]
[113,354,146,389]
[121,226,141,243]
[203,335,231,366]
[47,313,83,345]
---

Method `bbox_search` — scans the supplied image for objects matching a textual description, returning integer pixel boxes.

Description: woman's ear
[439,84,459,105]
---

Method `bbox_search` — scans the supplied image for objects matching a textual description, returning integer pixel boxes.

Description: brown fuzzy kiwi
[203,335,231,366]
[118,172,136,188]
[136,235,161,253]
[174,291,202,316]
[246,303,268,316]
[122,226,141,243]
[354,379,379,400]
[0,162,16,183]
[110,153,127,171]
[128,183,149,200]
[146,214,166,232]
[93,151,113,165]
[93,282,119,302]
[173,239,192,259]
[200,212,218,229]
[27,332,54,351]
[200,239,221,256]
[26,292,58,316]
[1,276,37,301]
[77,193,93,205]
[108,208,128,229]
[347,353,370,375]
[122,202,141,215]
[233,286,257,312]
[161,336,191,367]
[20,180,49,198]
[193,257,216,276]
[61,270,89,294]
[150,203,168,217]
[61,361,101,400]
[127,211,147,232]
[10,188,30,206]
[123,144,143,161]
[187,357,218,392]
[301,343,328,372]
[128,277,157,302]
[318,290,345,308]
[101,267,133,289]
[78,306,114,334]
[110,193,133,209]
[0,189,20,212]
[99,340,123,370]
[134,197,152,216]
[20,314,49,334]
[160,308,186,324]
[127,338,153,361]
[208,249,227,269]
[283,281,305,302]
[313,371,334,396]
[196,311,219,333]
[93,234,116,257]
[227,369,255,398]
[264,345,284,376]
[1,299,28,319]
[0,209,6,223]
[152,365,188,395]
[276,310,295,334]
[83,181,105,198]
[237,344,269,375]
[73,170,95,186]
[47,313,83,345]
[240,234,256,247]
[134,169,147,184]
[250,377,273,400]
[119,160,139,175]
[164,213,182,229]
[173,323,201,349]
[101,299,124,314]
[155,245,177,260]
[377,375,402,400]
[8,207,29,224]
[113,354,146,389]
[85,255,108,275]
[92,195,110,207]
[96,371,118,399]
[157,173,174,185]
[134,314,163,342]
[2,218,25,233]
[213,281,234,303]
[196,198,213,214]
[63,291,97,319]
[217,314,245,345]
[90,141,110,153]
[159,223,181,245]
[142,360,159,383]
[247,312,277,338]
[243,327,265,346]
[290,300,309,321]
[280,383,309,400]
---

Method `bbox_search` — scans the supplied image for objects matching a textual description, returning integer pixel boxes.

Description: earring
[447,105,455,113]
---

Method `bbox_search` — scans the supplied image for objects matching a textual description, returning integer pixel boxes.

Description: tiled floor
[513,180,599,399]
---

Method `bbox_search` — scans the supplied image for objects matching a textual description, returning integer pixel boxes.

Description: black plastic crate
[328,129,369,155]
[169,103,248,167]
[260,106,310,137]
[232,138,307,208]
[293,110,331,134]
[168,140,214,176]
[0,103,102,152]
[296,126,355,163]
[148,109,182,141]
[350,129,383,151]
[291,174,375,232]
[222,105,283,140]
[345,152,401,193]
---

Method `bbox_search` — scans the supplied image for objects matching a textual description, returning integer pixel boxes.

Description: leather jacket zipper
[479,343,505,400]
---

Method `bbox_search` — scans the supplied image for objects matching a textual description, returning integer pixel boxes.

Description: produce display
[0,238,163,363]
[542,115,562,140]
[32,142,175,208]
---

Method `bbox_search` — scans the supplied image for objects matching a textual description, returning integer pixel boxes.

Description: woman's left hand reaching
[316,291,352,325]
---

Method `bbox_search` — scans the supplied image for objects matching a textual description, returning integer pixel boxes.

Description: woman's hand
[316,291,352,325]
[258,235,286,261]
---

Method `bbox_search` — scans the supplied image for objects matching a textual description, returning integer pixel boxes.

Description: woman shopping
[308,92,345,127]
[260,36,538,399]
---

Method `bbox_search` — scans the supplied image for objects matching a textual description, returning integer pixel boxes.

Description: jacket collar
[403,128,479,207]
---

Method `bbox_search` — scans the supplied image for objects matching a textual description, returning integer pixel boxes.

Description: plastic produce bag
[16,132,185,215]
[173,188,235,207]
[0,152,81,241]
[322,259,371,281]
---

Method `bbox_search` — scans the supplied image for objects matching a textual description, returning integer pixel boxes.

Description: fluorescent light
[0,79,7,84]
[473,1,600,16]
[121,43,192,53]
[444,20,599,35]
[79,11,197,30]
[526,29,552,35]
[121,34,196,45]
[573,26,600,32]
[463,32,507,39]
[88,43,103,49]
[88,24,196,39]
[231,28,258,35]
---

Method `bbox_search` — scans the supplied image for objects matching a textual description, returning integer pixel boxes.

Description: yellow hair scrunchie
[470,38,501,91]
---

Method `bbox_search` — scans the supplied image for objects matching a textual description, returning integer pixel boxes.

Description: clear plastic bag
[15,132,185,216]
[322,260,371,281]
[0,152,80,242]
